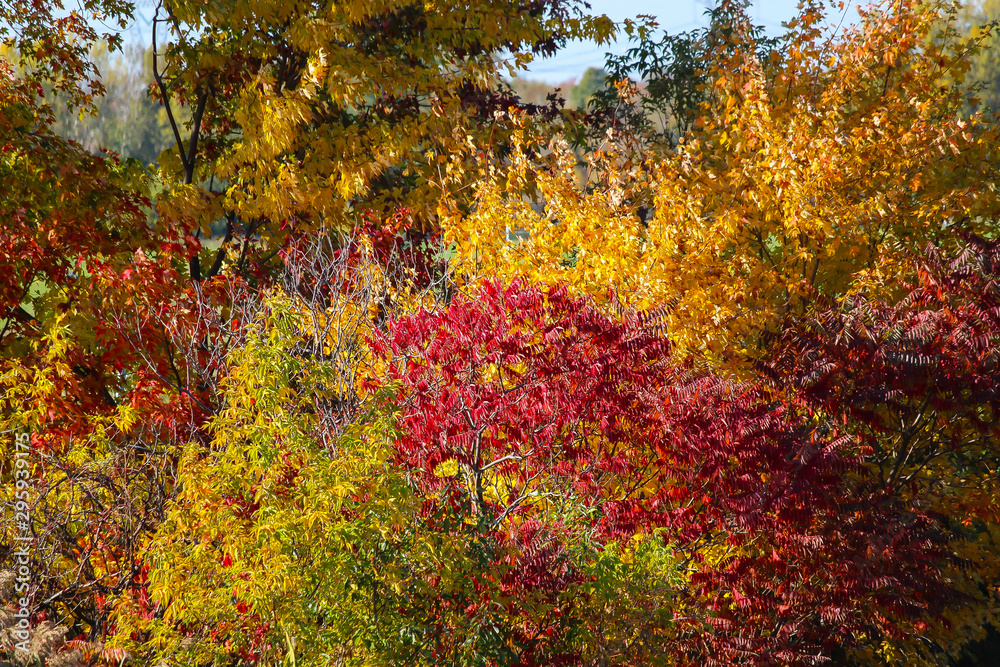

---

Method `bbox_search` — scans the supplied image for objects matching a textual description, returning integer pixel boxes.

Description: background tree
[567,67,609,110]
[51,42,178,165]
[579,1,778,152]
[957,0,1000,114]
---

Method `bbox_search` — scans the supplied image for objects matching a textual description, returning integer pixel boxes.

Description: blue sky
[517,0,807,82]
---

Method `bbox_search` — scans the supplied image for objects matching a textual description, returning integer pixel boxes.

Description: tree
[568,67,607,110]
[760,235,1000,664]
[142,0,616,284]
[957,0,1000,114]
[583,2,778,150]
[445,0,1000,363]
[51,42,179,165]
[111,234,415,666]
[0,2,186,664]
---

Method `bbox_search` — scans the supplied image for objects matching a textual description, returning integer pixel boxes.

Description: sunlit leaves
[447,0,1000,363]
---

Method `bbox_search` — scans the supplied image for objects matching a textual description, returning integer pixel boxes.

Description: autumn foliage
[3,0,1000,665]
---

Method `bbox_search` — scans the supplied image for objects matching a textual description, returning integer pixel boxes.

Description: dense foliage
[2,0,1000,665]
